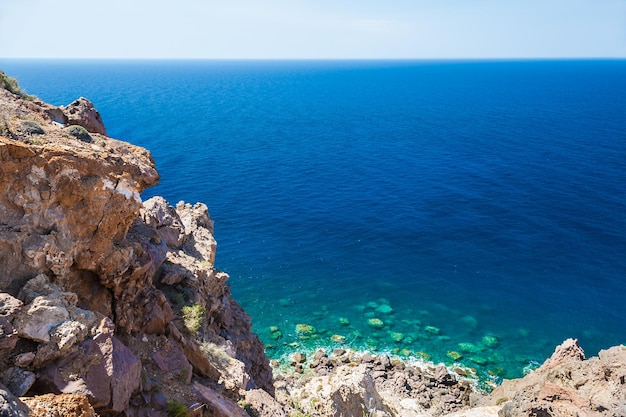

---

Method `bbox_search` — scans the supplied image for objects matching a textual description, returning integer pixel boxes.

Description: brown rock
[193,382,249,417]
[22,393,97,417]
[38,317,141,412]
[61,97,107,136]
[0,293,22,318]
[243,388,288,417]
[293,352,307,364]
[151,338,193,384]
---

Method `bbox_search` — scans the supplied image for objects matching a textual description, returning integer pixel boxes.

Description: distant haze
[1,0,625,59]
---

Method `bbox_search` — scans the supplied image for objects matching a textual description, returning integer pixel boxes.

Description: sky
[0,0,625,59]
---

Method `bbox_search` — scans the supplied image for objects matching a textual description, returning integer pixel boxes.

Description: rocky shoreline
[0,72,625,416]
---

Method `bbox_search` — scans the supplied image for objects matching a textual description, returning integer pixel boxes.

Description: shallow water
[3,59,625,381]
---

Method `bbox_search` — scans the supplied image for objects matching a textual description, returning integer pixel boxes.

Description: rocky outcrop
[477,339,626,416]
[0,81,273,415]
[61,97,107,136]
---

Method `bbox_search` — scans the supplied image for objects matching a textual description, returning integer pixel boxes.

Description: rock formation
[476,338,626,416]
[0,80,275,415]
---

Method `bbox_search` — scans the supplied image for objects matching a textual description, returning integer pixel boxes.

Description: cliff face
[0,86,274,415]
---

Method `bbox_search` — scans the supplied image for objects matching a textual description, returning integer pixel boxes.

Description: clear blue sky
[1,0,625,59]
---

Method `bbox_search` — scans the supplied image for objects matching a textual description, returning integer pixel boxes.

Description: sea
[2,59,625,383]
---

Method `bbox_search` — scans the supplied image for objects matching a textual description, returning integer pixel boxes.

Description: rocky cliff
[1,74,624,417]
[0,80,276,416]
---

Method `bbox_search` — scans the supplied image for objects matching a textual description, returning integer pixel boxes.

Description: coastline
[1,71,625,416]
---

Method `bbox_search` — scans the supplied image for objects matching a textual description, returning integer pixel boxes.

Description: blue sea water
[2,59,625,381]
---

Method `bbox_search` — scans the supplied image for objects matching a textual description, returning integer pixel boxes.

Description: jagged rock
[13,275,97,367]
[0,382,29,417]
[38,316,141,412]
[479,339,626,416]
[0,125,158,297]
[193,381,249,417]
[14,295,70,343]
[177,201,217,265]
[0,319,18,358]
[61,97,107,136]
[166,322,221,381]
[243,388,289,417]
[151,338,193,384]
[3,367,36,396]
[22,393,97,417]
[283,364,393,417]
[0,294,22,318]
[142,196,187,248]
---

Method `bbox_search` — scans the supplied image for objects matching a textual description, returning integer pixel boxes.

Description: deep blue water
[2,59,625,381]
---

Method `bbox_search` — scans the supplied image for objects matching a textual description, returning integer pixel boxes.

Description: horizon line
[1,56,626,62]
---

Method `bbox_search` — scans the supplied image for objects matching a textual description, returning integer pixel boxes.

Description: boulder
[38,317,141,412]
[22,393,97,417]
[0,382,29,417]
[193,382,249,417]
[286,364,392,417]
[243,388,288,417]
[61,97,107,135]
[151,338,193,384]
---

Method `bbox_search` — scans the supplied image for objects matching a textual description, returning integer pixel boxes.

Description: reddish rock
[38,317,141,412]
[61,97,107,136]
[151,338,193,384]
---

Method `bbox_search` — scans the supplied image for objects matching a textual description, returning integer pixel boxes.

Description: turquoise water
[2,59,625,382]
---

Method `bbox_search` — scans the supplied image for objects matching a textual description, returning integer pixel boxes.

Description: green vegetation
[66,125,93,142]
[166,400,189,417]
[181,303,206,333]
[21,120,44,135]
[0,70,32,99]
[200,342,231,368]
[496,397,509,405]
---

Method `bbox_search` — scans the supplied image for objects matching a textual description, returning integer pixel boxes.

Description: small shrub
[181,303,206,333]
[200,342,231,368]
[66,125,92,142]
[21,120,45,135]
[496,397,509,405]
[166,400,189,417]
[0,70,32,99]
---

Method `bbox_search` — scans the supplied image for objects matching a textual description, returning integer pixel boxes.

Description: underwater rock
[447,351,463,361]
[461,315,478,328]
[330,334,346,343]
[338,317,350,326]
[470,356,488,365]
[482,335,499,347]
[458,342,483,353]
[295,323,316,335]
[367,318,385,329]
[390,332,404,343]
[375,304,393,314]
[424,325,440,335]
